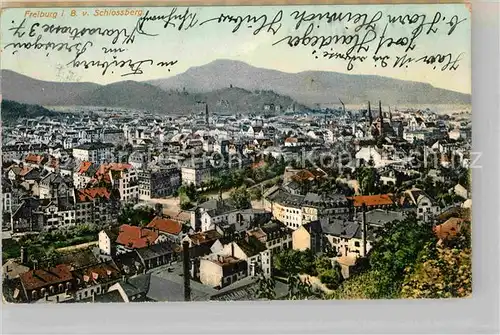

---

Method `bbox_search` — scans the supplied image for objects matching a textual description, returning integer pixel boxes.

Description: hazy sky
[1,4,471,93]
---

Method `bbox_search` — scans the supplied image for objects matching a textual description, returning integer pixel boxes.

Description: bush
[319,268,342,290]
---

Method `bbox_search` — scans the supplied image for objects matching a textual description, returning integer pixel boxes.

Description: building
[246,220,293,256]
[146,216,183,242]
[292,217,374,259]
[105,163,138,203]
[138,167,181,200]
[400,188,440,221]
[73,262,121,301]
[199,255,247,288]
[19,264,74,302]
[72,142,114,164]
[181,161,211,187]
[76,187,119,226]
[264,188,350,230]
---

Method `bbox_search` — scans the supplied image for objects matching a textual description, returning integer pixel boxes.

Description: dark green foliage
[273,249,317,276]
[230,186,252,210]
[1,99,61,125]
[117,204,156,226]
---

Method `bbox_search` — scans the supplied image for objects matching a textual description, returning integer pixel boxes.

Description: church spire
[379,100,384,137]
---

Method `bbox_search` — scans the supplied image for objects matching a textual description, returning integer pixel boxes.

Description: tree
[368,215,436,298]
[248,187,262,201]
[230,186,251,210]
[273,249,316,276]
[357,166,380,195]
[314,256,333,274]
[401,227,471,299]
[286,274,315,300]
[256,273,276,300]
[328,269,381,300]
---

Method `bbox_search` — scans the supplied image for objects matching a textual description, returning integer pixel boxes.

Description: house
[2,259,30,280]
[114,224,166,253]
[433,217,468,241]
[135,242,179,271]
[73,262,121,301]
[218,238,272,278]
[38,172,73,200]
[73,161,97,189]
[138,167,181,200]
[72,142,114,164]
[106,163,138,203]
[76,187,118,226]
[246,220,293,255]
[400,188,439,221]
[11,197,42,232]
[181,160,212,187]
[146,216,183,241]
[98,228,120,256]
[265,188,350,230]
[182,230,224,260]
[292,217,374,259]
[19,264,74,302]
[347,194,396,212]
[453,183,469,199]
[199,255,248,288]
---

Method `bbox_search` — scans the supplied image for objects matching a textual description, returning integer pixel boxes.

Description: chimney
[182,241,191,302]
[20,246,28,265]
[361,203,368,257]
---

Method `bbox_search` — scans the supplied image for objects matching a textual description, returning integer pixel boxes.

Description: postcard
[1,3,471,303]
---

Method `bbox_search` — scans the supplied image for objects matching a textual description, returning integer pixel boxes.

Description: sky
[1,4,471,94]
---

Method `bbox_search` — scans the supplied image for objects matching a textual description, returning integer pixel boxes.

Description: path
[56,241,97,253]
[299,274,334,295]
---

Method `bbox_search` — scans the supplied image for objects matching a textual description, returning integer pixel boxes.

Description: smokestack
[205,103,209,126]
[361,203,367,257]
[182,241,191,302]
[368,101,372,124]
[20,246,27,265]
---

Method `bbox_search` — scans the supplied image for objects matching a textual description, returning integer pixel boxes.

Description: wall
[199,259,223,288]
[292,226,311,251]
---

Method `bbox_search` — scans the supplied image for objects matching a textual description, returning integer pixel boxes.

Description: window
[354,241,360,247]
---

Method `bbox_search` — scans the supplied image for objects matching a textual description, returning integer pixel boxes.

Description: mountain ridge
[1,60,470,114]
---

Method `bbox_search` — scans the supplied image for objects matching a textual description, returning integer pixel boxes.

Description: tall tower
[367,101,373,125]
[378,100,384,137]
[205,103,209,126]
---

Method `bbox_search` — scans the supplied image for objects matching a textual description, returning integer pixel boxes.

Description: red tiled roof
[146,217,182,235]
[116,224,159,249]
[25,154,44,165]
[348,194,395,207]
[19,264,73,291]
[292,169,315,182]
[77,187,111,202]
[251,160,266,169]
[19,167,34,177]
[285,137,298,143]
[78,161,93,174]
[433,217,466,240]
[188,230,222,245]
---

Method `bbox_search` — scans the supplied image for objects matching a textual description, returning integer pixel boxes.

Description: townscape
[1,91,472,303]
